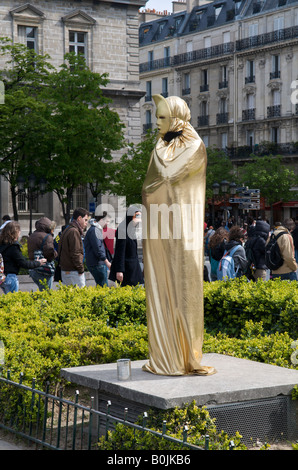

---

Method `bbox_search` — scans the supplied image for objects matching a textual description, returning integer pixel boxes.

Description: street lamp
[212,180,237,224]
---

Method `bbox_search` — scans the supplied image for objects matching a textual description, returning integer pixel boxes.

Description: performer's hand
[116,272,123,282]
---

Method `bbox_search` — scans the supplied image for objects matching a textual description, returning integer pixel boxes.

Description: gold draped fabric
[142,96,216,376]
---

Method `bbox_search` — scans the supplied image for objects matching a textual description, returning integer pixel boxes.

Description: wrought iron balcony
[182,88,191,95]
[200,84,209,92]
[245,75,255,84]
[267,105,281,118]
[219,80,228,89]
[216,112,229,124]
[270,71,281,80]
[242,109,256,121]
[236,25,298,51]
[197,115,209,126]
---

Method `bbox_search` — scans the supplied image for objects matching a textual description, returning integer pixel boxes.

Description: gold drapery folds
[142,94,216,376]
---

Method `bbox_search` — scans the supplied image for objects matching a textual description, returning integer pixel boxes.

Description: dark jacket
[109,211,143,286]
[0,243,41,275]
[245,220,270,269]
[58,220,84,274]
[292,224,298,250]
[27,217,57,262]
[84,219,107,267]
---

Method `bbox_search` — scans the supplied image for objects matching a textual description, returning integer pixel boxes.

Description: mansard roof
[139,0,298,46]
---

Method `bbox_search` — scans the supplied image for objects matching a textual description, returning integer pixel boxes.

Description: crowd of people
[0,209,297,294]
[0,205,143,294]
[205,216,298,282]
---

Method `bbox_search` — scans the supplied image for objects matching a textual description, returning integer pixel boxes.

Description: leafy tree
[0,38,53,220]
[239,154,298,221]
[38,52,125,224]
[111,130,157,206]
[206,146,235,199]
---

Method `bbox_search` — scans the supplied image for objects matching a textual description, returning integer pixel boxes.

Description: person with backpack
[27,217,58,291]
[208,227,229,281]
[245,219,270,281]
[0,221,47,294]
[217,226,248,280]
[267,220,298,280]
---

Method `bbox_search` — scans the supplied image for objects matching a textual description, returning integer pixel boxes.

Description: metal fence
[0,372,207,451]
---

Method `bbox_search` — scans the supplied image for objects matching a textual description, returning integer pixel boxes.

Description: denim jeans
[88,264,108,287]
[61,270,86,287]
[1,274,19,294]
[29,269,53,291]
[272,272,297,281]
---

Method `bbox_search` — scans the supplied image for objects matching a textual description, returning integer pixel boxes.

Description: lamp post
[212,181,237,225]
[17,174,47,235]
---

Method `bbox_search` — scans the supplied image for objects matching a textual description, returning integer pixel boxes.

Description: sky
[141,0,175,13]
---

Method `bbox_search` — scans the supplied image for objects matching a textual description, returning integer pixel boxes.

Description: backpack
[0,253,5,285]
[217,245,241,280]
[265,231,287,271]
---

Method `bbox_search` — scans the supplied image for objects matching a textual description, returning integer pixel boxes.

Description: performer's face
[156,101,171,137]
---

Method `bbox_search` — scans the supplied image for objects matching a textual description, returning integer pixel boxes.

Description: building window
[245,60,255,83]
[221,132,228,149]
[182,73,190,95]
[161,77,168,97]
[145,81,152,101]
[143,110,152,133]
[69,31,87,58]
[148,51,154,70]
[164,46,170,66]
[200,69,209,92]
[18,26,38,51]
[71,185,87,210]
[247,130,254,147]
[271,127,279,143]
[270,55,280,79]
[202,135,209,147]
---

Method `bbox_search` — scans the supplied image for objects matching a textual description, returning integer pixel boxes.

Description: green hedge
[204,277,298,337]
[0,281,297,388]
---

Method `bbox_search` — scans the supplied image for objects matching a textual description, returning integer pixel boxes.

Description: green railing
[0,372,207,450]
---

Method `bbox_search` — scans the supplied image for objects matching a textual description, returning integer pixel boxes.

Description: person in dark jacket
[27,217,57,290]
[109,206,143,286]
[58,208,89,288]
[84,212,111,287]
[0,221,46,294]
[245,219,270,281]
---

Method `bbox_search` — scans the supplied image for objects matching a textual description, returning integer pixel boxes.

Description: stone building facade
[139,0,298,220]
[0,0,146,231]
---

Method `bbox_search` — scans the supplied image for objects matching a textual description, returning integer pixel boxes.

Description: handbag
[33,235,55,276]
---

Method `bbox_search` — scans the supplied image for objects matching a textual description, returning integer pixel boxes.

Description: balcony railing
[267,105,281,118]
[245,75,255,84]
[140,57,172,73]
[197,115,209,126]
[200,84,209,92]
[242,108,256,121]
[270,70,281,80]
[182,88,191,95]
[216,112,229,124]
[172,42,234,67]
[236,25,298,51]
[219,80,228,89]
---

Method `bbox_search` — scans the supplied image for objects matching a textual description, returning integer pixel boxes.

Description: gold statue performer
[142,94,216,376]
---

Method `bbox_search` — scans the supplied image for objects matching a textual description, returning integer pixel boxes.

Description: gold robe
[142,96,215,376]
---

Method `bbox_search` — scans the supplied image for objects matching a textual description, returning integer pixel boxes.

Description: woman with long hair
[0,221,46,294]
[208,227,229,281]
